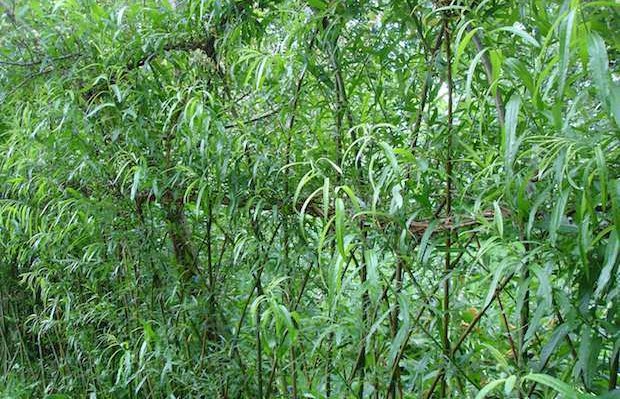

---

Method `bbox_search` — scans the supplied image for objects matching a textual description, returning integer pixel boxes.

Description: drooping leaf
[557,10,575,98]
[495,26,540,47]
[335,198,345,258]
[522,373,594,399]
[595,232,619,298]
[587,32,610,107]
[549,190,569,245]
[475,378,506,399]
[503,94,521,174]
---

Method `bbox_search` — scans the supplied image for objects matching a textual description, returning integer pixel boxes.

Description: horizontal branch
[0,53,79,67]
[126,36,216,72]
[298,199,509,236]
[223,108,281,129]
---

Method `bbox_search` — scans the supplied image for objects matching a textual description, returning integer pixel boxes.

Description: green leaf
[454,26,480,73]
[532,263,552,306]
[612,179,620,237]
[595,232,619,298]
[322,177,330,220]
[387,294,410,365]
[493,201,503,238]
[557,10,575,98]
[505,58,536,94]
[417,221,437,265]
[294,170,317,207]
[379,141,401,175]
[576,325,601,388]
[504,375,517,395]
[130,167,141,201]
[475,378,506,399]
[611,83,620,127]
[465,48,489,101]
[335,198,345,258]
[595,145,609,210]
[539,323,571,371]
[528,187,551,239]
[86,102,115,118]
[503,94,521,174]
[483,260,507,309]
[364,249,380,303]
[339,185,362,213]
[549,190,569,245]
[300,187,324,236]
[522,373,594,399]
[587,32,610,106]
[389,184,403,215]
[111,84,123,103]
[495,26,540,47]
[307,0,327,11]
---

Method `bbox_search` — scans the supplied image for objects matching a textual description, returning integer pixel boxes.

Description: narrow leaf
[335,198,345,257]
[475,378,506,399]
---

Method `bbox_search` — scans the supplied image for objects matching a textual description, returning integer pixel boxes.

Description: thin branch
[410,28,444,149]
[424,272,517,399]
[496,295,518,362]
[224,108,281,129]
[440,17,454,396]
[0,52,79,67]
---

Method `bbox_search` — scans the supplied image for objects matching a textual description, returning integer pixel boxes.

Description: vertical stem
[441,17,454,398]
[323,17,353,397]
[609,349,619,391]
[204,195,218,342]
[347,254,369,398]
[374,342,380,399]
[290,346,299,399]
[388,260,403,398]
[207,196,214,292]
[37,334,46,389]
[256,275,264,399]
[326,17,355,166]
[410,29,444,149]
[326,333,333,398]
[0,287,8,375]
[328,23,344,168]
[519,241,530,370]
[281,61,309,399]
[359,255,368,399]
[284,133,298,399]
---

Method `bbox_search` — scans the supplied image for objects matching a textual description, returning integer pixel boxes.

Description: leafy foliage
[0,0,618,398]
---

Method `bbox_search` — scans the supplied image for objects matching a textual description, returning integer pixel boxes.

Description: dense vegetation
[0,0,618,397]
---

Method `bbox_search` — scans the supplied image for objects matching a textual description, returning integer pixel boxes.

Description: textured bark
[164,195,200,285]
